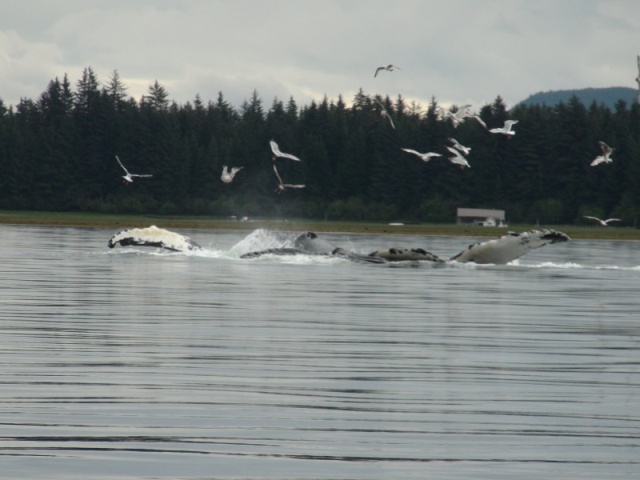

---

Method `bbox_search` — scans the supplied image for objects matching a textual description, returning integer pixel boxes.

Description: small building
[457,208,507,227]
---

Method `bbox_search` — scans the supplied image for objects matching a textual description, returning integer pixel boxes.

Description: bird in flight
[270,140,302,162]
[583,216,621,227]
[220,166,244,184]
[445,147,471,169]
[489,120,518,137]
[374,99,396,129]
[374,64,401,77]
[448,138,471,156]
[273,164,305,194]
[400,148,442,162]
[115,156,153,184]
[590,141,614,167]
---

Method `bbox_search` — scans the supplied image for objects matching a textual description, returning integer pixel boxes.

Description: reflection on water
[0,225,638,479]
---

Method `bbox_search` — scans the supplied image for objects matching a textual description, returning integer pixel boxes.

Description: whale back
[368,247,444,262]
[108,225,201,252]
[449,229,570,264]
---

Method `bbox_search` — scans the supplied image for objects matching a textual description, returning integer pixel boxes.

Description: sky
[2,0,639,112]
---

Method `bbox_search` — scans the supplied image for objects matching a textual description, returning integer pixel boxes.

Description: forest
[1,67,639,226]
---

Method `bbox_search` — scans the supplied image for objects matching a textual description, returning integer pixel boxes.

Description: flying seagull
[445,146,471,169]
[374,99,396,129]
[374,64,401,77]
[489,120,518,137]
[221,166,244,184]
[452,105,487,129]
[448,138,471,156]
[590,141,614,166]
[583,216,621,227]
[400,148,442,162]
[115,155,153,184]
[273,164,305,194]
[270,140,302,162]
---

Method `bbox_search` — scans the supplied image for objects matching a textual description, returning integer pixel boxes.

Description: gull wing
[272,164,284,185]
[269,140,282,156]
[270,140,301,161]
[115,155,130,175]
[598,141,613,156]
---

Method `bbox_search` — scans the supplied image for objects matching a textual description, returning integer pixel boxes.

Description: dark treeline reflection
[1,67,639,225]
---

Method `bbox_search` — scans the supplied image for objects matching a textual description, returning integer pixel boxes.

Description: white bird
[115,156,153,183]
[374,99,396,129]
[590,141,614,166]
[445,146,471,169]
[221,166,244,184]
[489,120,518,137]
[270,140,302,162]
[436,105,485,129]
[400,148,442,162]
[450,104,472,128]
[448,138,471,156]
[583,216,621,227]
[273,164,305,194]
[374,64,400,77]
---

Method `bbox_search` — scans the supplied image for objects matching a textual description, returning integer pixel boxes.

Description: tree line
[1,66,639,225]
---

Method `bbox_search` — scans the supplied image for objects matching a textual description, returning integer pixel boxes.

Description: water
[0,224,638,479]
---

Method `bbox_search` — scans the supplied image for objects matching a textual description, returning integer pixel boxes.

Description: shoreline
[0,210,638,241]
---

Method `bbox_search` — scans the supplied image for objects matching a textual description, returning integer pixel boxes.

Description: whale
[239,232,389,263]
[108,225,201,252]
[108,226,569,265]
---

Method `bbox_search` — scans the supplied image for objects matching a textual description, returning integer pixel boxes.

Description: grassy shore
[0,210,639,240]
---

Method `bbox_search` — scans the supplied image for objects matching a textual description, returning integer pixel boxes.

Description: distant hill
[516,87,638,110]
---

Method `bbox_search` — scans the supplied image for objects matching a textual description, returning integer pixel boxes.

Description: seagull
[435,107,453,123]
[401,148,442,162]
[115,156,153,184]
[374,64,400,77]
[273,164,305,194]
[446,146,471,169]
[590,141,614,166]
[450,104,472,128]
[448,138,471,156]
[220,166,244,184]
[583,216,621,227]
[489,120,518,137]
[270,140,302,162]
[374,99,396,129]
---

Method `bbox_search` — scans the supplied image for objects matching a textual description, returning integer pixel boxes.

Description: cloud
[0,29,65,104]
[1,0,639,111]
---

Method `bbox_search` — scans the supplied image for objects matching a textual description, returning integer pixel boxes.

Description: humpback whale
[108,226,569,265]
[108,225,201,252]
[239,232,388,263]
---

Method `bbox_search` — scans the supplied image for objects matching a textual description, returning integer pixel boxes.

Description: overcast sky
[2,0,639,112]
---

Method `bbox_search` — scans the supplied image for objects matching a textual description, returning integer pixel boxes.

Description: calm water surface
[0,225,638,479]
